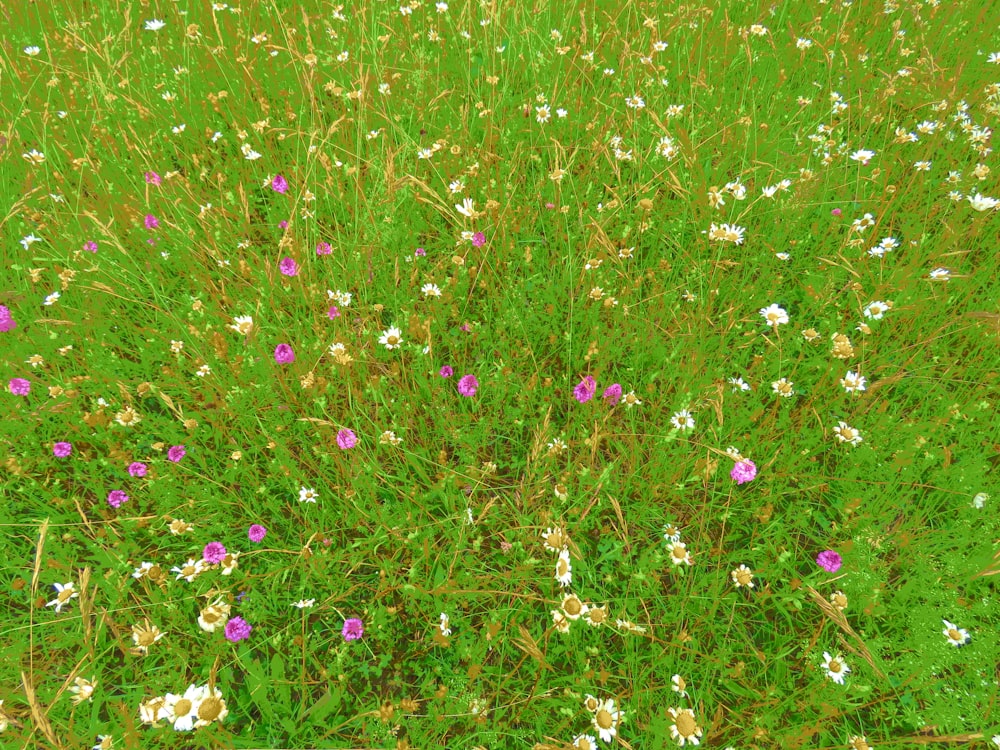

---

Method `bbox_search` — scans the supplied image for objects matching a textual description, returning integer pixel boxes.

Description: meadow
[2,0,1000,748]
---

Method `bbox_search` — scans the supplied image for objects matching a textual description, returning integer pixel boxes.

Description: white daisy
[863,300,891,319]
[229,315,254,335]
[850,149,875,164]
[591,699,622,743]
[163,684,202,731]
[145,19,166,31]
[46,582,78,612]
[941,619,971,647]
[667,706,702,746]
[731,564,755,588]
[760,303,789,326]
[670,409,695,431]
[555,548,572,587]
[299,487,318,503]
[421,283,442,298]
[171,558,205,583]
[292,598,316,609]
[822,651,850,684]
[438,612,452,636]
[833,421,863,446]
[671,674,689,698]
[379,326,403,350]
[839,371,867,393]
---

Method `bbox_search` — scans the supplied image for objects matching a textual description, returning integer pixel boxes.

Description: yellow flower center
[675,711,697,736]
[198,696,223,722]
[595,709,614,729]
[832,593,848,609]
[202,610,220,623]
[672,544,686,560]
[948,628,961,641]
[674,676,686,692]
[387,335,399,345]
[736,569,753,586]
[136,630,156,646]
[57,588,74,602]
[173,699,192,717]
[182,566,196,577]
[588,607,606,624]
[829,660,842,673]
[563,597,582,616]
[556,559,569,576]
[546,531,565,548]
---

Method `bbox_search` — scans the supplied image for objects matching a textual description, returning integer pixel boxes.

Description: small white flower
[839,371,867,393]
[863,300,891,320]
[850,149,875,164]
[555,548,572,587]
[145,19,166,31]
[760,303,789,327]
[928,267,951,280]
[421,283,442,298]
[21,234,42,249]
[941,619,971,647]
[670,409,695,431]
[729,376,751,392]
[24,46,41,56]
[821,651,850,684]
[46,582,78,612]
[438,612,452,636]
[972,492,989,509]
[379,326,403,350]
[292,599,316,609]
[44,291,61,306]
[967,193,1000,211]
[298,487,318,504]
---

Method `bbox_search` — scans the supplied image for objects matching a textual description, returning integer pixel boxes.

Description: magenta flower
[831,208,842,217]
[278,220,288,230]
[471,231,486,247]
[127,462,148,477]
[415,247,426,257]
[279,256,299,276]
[274,344,295,364]
[342,618,364,641]
[458,374,478,397]
[602,383,622,406]
[224,616,252,643]
[573,376,596,403]
[9,378,30,396]
[145,171,161,185]
[53,442,73,458]
[545,202,556,209]
[0,305,17,333]
[167,445,186,462]
[439,366,453,378]
[272,174,289,193]
[144,214,159,229]
[327,306,340,319]
[107,490,129,508]
[248,524,267,543]
[731,460,757,485]
[316,241,332,255]
[83,241,98,253]
[203,542,227,564]
[816,550,843,573]
[337,428,357,450]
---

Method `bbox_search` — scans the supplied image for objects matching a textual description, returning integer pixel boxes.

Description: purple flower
[167,445,186,463]
[327,306,340,319]
[342,618,364,641]
[203,541,227,564]
[573,376,596,403]
[83,241,98,253]
[224,616,252,643]
[602,383,622,406]
[144,214,159,229]
[731,460,757,485]
[316,241,332,255]
[278,220,288,230]
[272,174,289,193]
[0,305,17,333]
[279,256,299,276]
[415,247,426,257]
[439,366,453,378]
[145,171,161,185]
[337,429,358,450]
[248,524,267,543]
[53,442,73,458]
[831,208,842,217]
[274,344,295,364]
[107,490,129,508]
[471,231,486,247]
[127,462,148,478]
[816,550,843,573]
[457,374,478,397]
[9,378,30,396]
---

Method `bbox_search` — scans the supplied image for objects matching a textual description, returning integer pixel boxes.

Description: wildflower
[132,620,166,651]
[167,445,186,462]
[622,391,642,408]
[731,460,757,484]
[848,736,872,750]
[274,344,295,363]
[439,366,453,378]
[972,492,990,509]
[729,376,751,392]
[115,407,141,427]
[760,303,789,326]
[830,590,849,610]
[53,442,72,458]
[107,490,130,508]
[299,487,318,503]
[863,300,891,320]
[816,550,843,572]
[667,706,702,746]
[941,619,971,647]
[0,305,17,333]
[422,283,442,298]
[850,149,875,165]
[731,564,755,588]
[833,421,863,446]
[772,378,795,398]
[169,519,193,535]
[279,257,299,276]
[669,542,693,566]
[561,593,588,621]
[69,677,96,705]
[670,409,695,430]
[164,685,202,731]
[543,527,568,552]
[248,524,267,542]
[138,696,169,727]
[198,601,231,632]
[172,558,205,582]
[343,618,364,641]
[43,291,60,306]
[574,735,599,750]
[555,548,573,587]
[224,617,252,642]
[144,19,166,31]
[272,174,289,193]
[592,699,622,743]
[337,429,357,449]
[202,542,227,564]
[193,685,228,728]
[457,374,478,397]
[379,327,403,350]
[144,214,159,229]
[602,383,622,405]
[663,523,682,543]
[840,371,867,393]
[229,315,254,335]
[929,268,951,280]
[551,608,571,633]
[438,613,452,637]
[127,462,148,477]
[46,582,78,612]
[573,375,597,403]
[471,231,486,247]
[822,651,850,684]
[9,378,30,396]
[671,674,688,698]
[967,193,999,211]
[220,552,239,575]
[584,605,607,627]
[293,599,316,609]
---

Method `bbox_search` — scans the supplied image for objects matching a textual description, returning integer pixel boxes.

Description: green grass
[2,0,1000,748]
